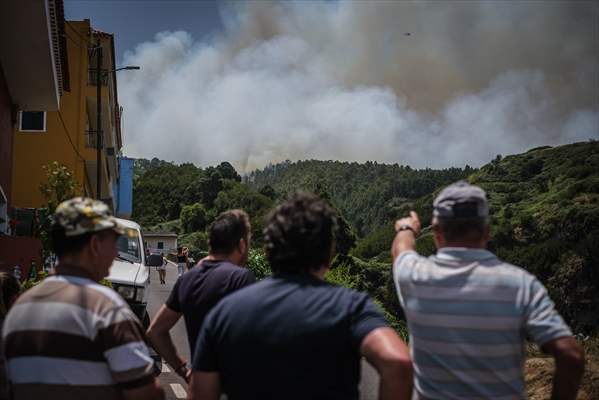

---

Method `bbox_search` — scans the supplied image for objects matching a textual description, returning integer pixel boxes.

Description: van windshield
[116,228,141,263]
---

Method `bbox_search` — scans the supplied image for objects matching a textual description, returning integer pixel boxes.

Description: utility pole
[96,38,103,201]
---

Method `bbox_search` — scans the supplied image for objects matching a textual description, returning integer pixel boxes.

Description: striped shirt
[394,248,572,400]
[2,273,155,400]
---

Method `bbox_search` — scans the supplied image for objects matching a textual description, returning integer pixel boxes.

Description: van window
[116,228,141,263]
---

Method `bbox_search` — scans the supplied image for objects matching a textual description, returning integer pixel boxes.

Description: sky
[64,1,599,172]
[65,0,223,62]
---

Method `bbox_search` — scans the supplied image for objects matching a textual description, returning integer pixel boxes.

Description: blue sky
[64,0,224,62]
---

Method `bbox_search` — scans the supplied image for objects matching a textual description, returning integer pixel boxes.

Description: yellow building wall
[11,20,110,208]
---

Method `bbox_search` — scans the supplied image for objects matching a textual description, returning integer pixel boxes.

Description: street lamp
[112,66,141,72]
[94,39,139,201]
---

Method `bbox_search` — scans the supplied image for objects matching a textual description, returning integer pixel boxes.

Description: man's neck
[439,242,486,249]
[206,253,241,266]
[56,255,98,281]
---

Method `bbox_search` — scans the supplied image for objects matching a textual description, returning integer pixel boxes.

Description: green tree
[38,161,82,262]
[201,170,224,208]
[213,181,274,244]
[335,215,357,255]
[39,161,81,213]
[216,161,241,182]
[259,185,277,200]
[179,231,209,253]
[180,203,207,233]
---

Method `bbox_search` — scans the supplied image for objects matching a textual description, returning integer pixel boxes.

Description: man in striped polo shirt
[391,181,584,399]
[2,197,164,400]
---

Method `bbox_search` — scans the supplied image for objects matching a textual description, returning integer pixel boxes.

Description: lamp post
[95,39,102,201]
[94,41,139,201]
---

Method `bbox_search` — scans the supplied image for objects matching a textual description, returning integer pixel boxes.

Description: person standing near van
[158,252,167,284]
[2,197,164,400]
[176,247,187,277]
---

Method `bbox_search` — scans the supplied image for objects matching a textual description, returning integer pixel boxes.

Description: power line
[57,110,87,163]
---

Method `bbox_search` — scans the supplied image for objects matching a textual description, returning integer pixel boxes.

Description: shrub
[180,203,207,233]
[246,248,271,280]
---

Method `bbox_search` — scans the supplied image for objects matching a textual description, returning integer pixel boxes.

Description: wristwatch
[396,224,415,233]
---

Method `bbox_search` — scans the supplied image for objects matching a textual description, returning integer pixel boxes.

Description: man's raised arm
[391,211,421,260]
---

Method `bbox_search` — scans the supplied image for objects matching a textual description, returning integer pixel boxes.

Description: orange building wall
[11,20,99,208]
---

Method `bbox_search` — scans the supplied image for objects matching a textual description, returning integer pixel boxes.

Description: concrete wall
[145,237,178,254]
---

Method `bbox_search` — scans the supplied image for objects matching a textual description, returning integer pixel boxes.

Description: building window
[157,242,164,249]
[19,111,46,132]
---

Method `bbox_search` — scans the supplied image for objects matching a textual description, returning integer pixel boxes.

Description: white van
[107,218,163,374]
[107,218,162,326]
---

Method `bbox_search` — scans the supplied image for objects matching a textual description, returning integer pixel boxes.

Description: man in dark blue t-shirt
[188,193,413,400]
[147,210,255,382]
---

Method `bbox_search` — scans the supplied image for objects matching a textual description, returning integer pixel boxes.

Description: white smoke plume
[119,0,599,171]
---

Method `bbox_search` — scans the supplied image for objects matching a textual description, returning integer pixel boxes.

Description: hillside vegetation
[132,141,599,335]
[472,142,599,333]
[247,160,474,236]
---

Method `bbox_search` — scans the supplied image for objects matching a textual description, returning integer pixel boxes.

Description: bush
[147,219,182,234]
[352,225,394,259]
[179,231,209,252]
[21,271,49,290]
[328,254,406,337]
[180,203,207,233]
[22,271,113,290]
[246,248,271,280]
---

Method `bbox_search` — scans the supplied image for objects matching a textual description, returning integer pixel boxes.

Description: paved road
[146,263,380,400]
[147,262,191,400]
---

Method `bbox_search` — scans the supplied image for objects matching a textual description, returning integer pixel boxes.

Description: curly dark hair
[264,192,337,274]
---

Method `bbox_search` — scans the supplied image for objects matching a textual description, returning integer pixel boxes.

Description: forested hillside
[132,159,275,253]
[247,160,475,236]
[473,142,599,333]
[132,141,599,335]
[352,141,599,333]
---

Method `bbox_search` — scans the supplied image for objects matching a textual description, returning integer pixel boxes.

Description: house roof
[143,232,178,237]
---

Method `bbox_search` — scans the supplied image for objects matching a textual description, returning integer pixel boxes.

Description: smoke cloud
[119,1,599,171]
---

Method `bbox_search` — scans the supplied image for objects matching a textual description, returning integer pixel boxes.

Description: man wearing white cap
[391,181,584,400]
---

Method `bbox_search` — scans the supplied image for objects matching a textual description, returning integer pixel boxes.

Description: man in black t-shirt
[147,209,255,382]
[188,193,413,400]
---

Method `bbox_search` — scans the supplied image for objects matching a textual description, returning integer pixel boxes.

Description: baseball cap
[54,197,126,237]
[433,181,489,219]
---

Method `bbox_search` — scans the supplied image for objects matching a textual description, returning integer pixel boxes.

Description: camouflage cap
[54,197,126,237]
